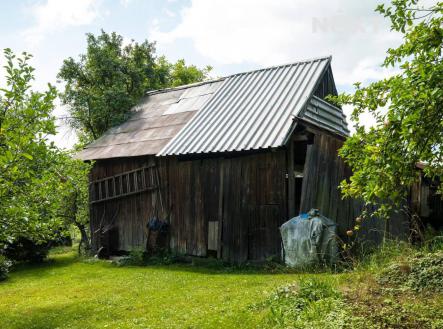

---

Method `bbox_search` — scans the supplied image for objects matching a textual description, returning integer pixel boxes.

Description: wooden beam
[90,186,158,204]
[287,136,296,218]
[89,164,156,185]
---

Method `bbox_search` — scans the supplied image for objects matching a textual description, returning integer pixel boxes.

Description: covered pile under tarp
[280,209,338,268]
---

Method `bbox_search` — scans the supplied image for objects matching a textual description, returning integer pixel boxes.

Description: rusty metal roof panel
[76,79,224,160]
[158,56,332,156]
[76,139,170,160]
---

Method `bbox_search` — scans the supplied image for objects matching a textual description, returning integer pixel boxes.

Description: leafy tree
[54,153,92,254]
[334,0,443,219]
[58,30,212,144]
[169,58,211,87]
[0,49,92,259]
[0,49,61,248]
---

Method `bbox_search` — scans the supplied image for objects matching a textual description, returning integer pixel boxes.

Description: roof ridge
[145,56,332,96]
[226,55,332,78]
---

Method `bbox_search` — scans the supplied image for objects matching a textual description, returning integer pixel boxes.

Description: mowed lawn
[0,249,327,329]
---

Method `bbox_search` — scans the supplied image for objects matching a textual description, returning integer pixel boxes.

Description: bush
[113,248,184,267]
[378,251,443,292]
[112,248,148,266]
[3,238,50,263]
[0,255,12,281]
[253,279,366,328]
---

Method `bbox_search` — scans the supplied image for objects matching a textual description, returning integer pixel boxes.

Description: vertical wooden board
[221,158,232,262]
[184,160,193,255]
[300,143,318,213]
[171,160,179,253]
[242,151,286,261]
[226,158,240,263]
[208,221,219,250]
[217,160,224,259]
[260,205,281,258]
[178,161,186,254]
[167,159,176,253]
[287,138,296,218]
[199,159,220,256]
[247,156,258,261]
[238,157,250,263]
[199,160,209,256]
[191,159,205,256]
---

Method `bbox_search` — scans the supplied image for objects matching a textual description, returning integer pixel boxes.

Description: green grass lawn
[0,249,317,329]
[1,245,442,329]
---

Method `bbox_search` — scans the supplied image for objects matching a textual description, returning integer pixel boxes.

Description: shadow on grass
[7,250,334,280]
[7,251,81,279]
[0,299,113,329]
[112,256,334,276]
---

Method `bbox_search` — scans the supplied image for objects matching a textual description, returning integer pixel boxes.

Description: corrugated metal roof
[77,56,350,160]
[158,56,332,156]
[302,95,349,136]
[76,79,224,160]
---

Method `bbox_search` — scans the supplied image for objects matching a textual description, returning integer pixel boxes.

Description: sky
[0,0,402,149]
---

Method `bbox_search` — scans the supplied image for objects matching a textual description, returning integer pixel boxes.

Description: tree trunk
[77,222,91,255]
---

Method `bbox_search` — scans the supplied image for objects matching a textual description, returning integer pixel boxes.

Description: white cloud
[120,0,134,8]
[23,0,101,47]
[150,0,401,86]
[164,8,176,18]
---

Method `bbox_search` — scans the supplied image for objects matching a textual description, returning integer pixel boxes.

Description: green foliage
[254,240,443,328]
[52,153,92,254]
[0,48,92,258]
[169,58,211,87]
[332,1,443,218]
[253,279,361,328]
[378,251,443,292]
[58,30,212,144]
[0,49,63,248]
[0,255,12,281]
[3,237,50,263]
[114,248,148,266]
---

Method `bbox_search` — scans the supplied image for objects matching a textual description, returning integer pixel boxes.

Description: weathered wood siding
[219,151,287,263]
[90,151,287,263]
[89,129,411,262]
[299,132,409,244]
[89,156,169,253]
[167,151,287,263]
[167,157,221,257]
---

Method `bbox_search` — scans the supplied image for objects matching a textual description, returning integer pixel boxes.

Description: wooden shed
[78,56,410,263]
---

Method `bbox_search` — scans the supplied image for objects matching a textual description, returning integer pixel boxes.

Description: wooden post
[287,137,296,218]
[217,162,224,259]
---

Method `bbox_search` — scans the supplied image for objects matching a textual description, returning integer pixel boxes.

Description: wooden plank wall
[90,151,287,263]
[89,156,169,253]
[219,151,287,263]
[167,157,221,257]
[299,132,409,244]
[89,131,410,262]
